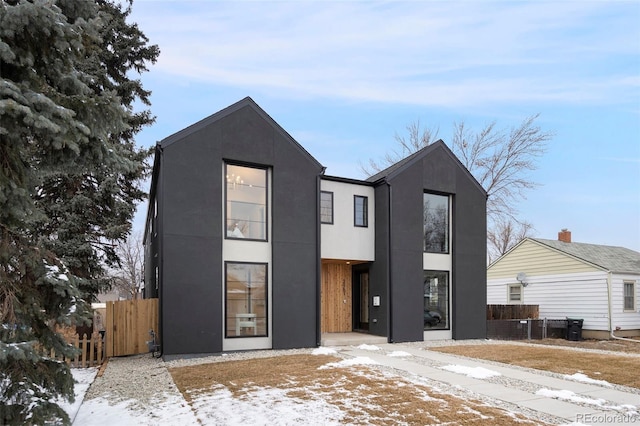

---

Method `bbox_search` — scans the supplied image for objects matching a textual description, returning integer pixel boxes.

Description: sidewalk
[340,343,639,426]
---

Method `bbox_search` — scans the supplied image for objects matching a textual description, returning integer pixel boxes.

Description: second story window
[320,191,333,224]
[423,192,449,253]
[225,163,267,241]
[354,195,368,227]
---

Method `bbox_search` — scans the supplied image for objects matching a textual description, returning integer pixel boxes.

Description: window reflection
[423,193,449,253]
[225,164,267,240]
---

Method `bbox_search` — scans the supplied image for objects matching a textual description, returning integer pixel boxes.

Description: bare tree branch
[109,231,144,300]
[364,114,553,259]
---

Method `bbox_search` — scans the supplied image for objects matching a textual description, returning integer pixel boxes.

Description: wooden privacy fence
[487,304,539,320]
[106,298,158,357]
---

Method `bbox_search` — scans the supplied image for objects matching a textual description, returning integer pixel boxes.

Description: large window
[424,271,449,330]
[354,195,368,227]
[624,281,636,311]
[225,262,267,338]
[423,193,449,253]
[225,164,267,240]
[320,191,333,224]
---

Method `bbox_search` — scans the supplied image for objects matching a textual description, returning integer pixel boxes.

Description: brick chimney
[558,229,571,243]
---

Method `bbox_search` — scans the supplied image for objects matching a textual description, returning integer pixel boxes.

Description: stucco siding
[488,239,601,279]
[320,180,375,261]
[487,271,610,330]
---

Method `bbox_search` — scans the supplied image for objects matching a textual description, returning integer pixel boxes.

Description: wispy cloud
[132,1,640,107]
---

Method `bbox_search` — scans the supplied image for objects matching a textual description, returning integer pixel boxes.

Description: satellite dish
[516,272,529,286]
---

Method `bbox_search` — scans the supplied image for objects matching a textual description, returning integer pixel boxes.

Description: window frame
[224,261,269,339]
[354,195,368,228]
[508,284,523,304]
[320,191,334,224]
[624,281,636,311]
[423,270,450,331]
[423,192,450,254]
[224,162,269,242]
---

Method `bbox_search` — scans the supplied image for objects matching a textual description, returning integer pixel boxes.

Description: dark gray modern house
[144,97,487,357]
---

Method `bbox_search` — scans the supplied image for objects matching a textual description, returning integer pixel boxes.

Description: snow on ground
[188,385,345,425]
[356,343,381,351]
[536,388,607,406]
[59,367,98,422]
[563,372,612,387]
[311,346,337,355]
[318,356,379,369]
[440,364,501,379]
[387,350,412,357]
[74,392,199,425]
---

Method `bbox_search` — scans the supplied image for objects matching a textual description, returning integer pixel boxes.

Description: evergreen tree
[0,1,158,423]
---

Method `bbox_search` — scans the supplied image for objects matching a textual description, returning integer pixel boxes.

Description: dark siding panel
[220,106,275,164]
[161,234,221,355]
[272,242,317,349]
[368,185,390,337]
[452,167,487,339]
[271,130,321,349]
[389,168,424,343]
[162,128,222,239]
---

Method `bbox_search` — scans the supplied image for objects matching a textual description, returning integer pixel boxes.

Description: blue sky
[128,0,640,252]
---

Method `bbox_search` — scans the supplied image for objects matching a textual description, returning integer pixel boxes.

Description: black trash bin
[566,318,583,341]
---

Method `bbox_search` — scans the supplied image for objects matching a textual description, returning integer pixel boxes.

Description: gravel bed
[83,354,181,410]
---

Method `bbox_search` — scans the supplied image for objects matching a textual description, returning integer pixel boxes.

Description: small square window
[320,191,333,224]
[508,284,522,303]
[354,195,368,227]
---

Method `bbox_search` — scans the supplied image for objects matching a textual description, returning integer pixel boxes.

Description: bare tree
[363,114,552,259]
[487,219,534,263]
[111,231,144,300]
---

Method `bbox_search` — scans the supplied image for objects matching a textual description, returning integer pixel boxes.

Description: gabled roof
[365,140,486,196]
[530,238,640,275]
[159,96,323,170]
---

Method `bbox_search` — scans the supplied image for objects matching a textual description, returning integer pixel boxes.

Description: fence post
[527,319,532,340]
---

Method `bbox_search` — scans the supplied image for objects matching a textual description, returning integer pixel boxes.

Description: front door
[353,269,370,331]
[321,262,352,333]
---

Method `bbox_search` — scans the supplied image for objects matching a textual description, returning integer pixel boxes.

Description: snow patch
[387,351,412,358]
[535,388,606,406]
[356,344,380,351]
[319,356,379,370]
[563,373,612,387]
[440,365,501,379]
[312,347,337,356]
[189,386,345,425]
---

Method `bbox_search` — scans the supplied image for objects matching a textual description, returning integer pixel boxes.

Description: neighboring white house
[487,230,640,339]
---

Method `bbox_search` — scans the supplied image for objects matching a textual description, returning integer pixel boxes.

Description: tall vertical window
[320,191,333,224]
[354,195,368,227]
[423,193,449,253]
[225,262,267,337]
[424,271,449,330]
[624,281,635,311]
[225,164,267,240]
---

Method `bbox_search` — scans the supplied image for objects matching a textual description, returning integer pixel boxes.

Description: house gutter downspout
[608,271,640,343]
[316,169,326,347]
[387,181,393,343]
[156,144,164,358]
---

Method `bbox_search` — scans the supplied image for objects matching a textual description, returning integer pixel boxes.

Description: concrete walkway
[340,343,639,426]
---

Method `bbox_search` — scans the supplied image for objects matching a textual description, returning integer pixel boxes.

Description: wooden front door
[321,263,352,333]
